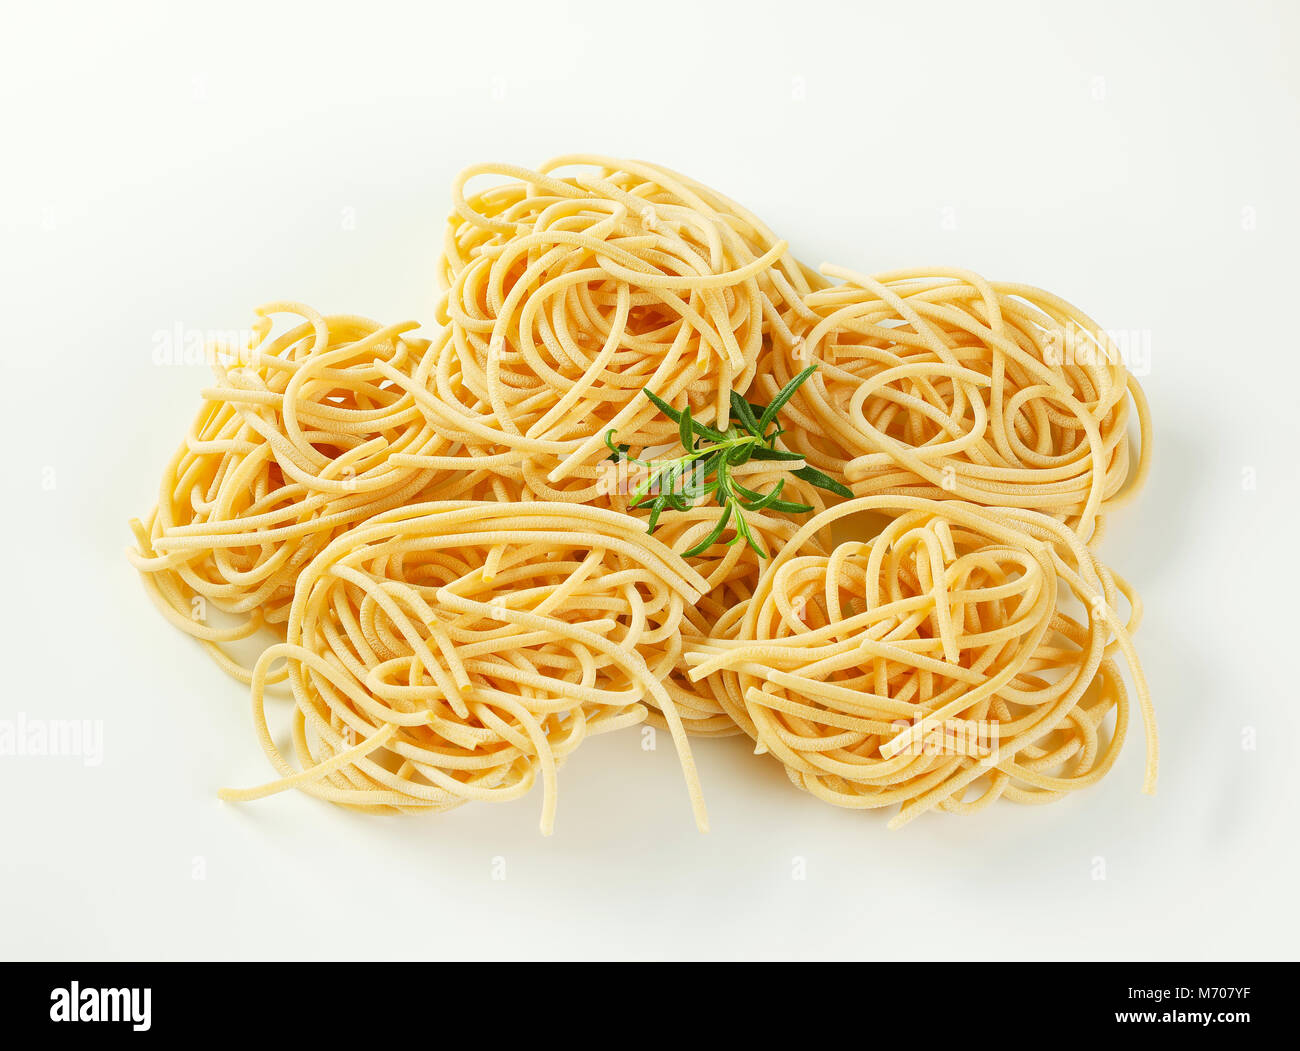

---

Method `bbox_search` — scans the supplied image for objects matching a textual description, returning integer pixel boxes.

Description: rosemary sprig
[603,365,852,558]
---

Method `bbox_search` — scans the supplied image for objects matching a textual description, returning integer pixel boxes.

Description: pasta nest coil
[128,303,452,681]
[687,496,1156,827]
[224,501,712,833]
[425,154,824,484]
[757,267,1151,540]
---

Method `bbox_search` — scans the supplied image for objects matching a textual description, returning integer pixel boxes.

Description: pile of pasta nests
[129,154,1155,834]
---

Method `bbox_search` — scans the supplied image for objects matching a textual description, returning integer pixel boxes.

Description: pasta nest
[687,496,1156,827]
[757,267,1151,540]
[425,155,823,484]
[229,501,712,833]
[128,303,451,680]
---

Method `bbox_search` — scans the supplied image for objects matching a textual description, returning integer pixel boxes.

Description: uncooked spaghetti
[687,495,1156,826]
[128,303,458,681]
[130,156,1158,833]
[219,501,712,833]
[755,266,1151,540]
[425,155,824,488]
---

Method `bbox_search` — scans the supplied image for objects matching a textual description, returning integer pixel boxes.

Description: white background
[2,0,1297,961]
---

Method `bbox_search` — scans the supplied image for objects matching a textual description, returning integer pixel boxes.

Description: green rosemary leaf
[629,469,658,504]
[678,404,695,451]
[759,364,818,434]
[793,465,852,498]
[642,388,683,423]
[727,443,755,467]
[628,372,837,559]
[731,477,773,503]
[689,419,729,444]
[730,505,767,558]
[729,390,762,435]
[604,429,649,467]
[749,446,804,462]
[680,462,713,502]
[735,479,793,513]
[681,502,733,557]
[656,462,684,500]
[714,458,732,500]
